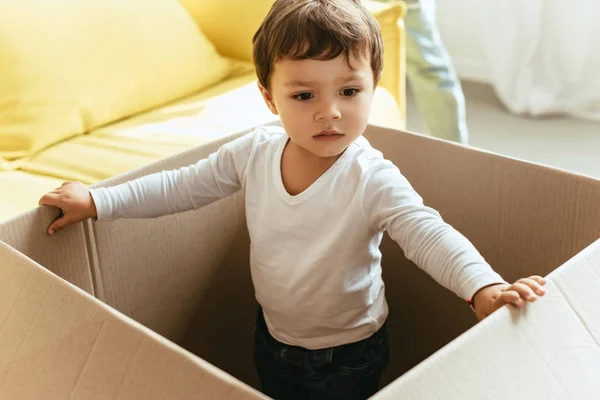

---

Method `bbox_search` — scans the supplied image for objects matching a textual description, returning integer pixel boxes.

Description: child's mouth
[313,130,345,141]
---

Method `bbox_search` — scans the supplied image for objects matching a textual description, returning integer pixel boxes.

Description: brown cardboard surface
[0,207,95,294]
[365,127,600,381]
[0,124,599,398]
[86,133,259,387]
[368,129,600,275]
[0,240,265,400]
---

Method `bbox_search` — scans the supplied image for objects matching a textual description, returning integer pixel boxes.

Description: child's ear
[258,83,279,115]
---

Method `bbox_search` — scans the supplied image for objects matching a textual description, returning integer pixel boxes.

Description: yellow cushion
[179,0,274,62]
[20,63,268,184]
[20,61,402,185]
[180,0,406,114]
[0,0,233,161]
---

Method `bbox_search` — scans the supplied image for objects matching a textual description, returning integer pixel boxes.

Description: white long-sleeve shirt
[90,126,505,349]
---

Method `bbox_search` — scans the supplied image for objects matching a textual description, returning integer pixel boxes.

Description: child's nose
[315,101,341,121]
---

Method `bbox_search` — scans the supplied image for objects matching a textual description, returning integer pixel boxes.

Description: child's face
[259,53,375,159]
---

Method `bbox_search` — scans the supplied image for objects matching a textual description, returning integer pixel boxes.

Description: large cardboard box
[1,125,599,399]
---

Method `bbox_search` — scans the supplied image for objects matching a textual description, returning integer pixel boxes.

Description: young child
[39,1,546,398]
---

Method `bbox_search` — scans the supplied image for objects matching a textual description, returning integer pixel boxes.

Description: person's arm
[90,131,256,220]
[362,162,545,319]
[39,129,260,234]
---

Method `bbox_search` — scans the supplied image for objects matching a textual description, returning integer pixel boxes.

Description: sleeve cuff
[89,187,111,221]
[466,280,509,310]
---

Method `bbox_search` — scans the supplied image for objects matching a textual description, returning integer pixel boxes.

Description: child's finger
[39,192,60,207]
[528,275,547,286]
[495,290,524,308]
[508,282,538,302]
[47,215,70,235]
[518,277,546,296]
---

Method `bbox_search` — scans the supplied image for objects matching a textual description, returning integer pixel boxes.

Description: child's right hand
[38,181,98,235]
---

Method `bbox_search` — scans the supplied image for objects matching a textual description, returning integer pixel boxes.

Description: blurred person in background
[380,0,469,143]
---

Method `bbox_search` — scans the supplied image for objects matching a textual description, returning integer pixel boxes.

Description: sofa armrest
[179,0,406,122]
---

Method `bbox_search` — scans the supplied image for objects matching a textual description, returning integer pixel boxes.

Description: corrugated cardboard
[1,125,599,399]
[0,241,264,400]
[373,239,600,399]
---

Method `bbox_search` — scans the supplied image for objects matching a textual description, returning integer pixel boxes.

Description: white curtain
[479,0,600,121]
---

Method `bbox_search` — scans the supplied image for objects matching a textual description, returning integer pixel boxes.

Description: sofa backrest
[179,0,407,110]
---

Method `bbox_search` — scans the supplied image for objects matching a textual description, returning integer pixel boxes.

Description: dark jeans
[254,308,389,400]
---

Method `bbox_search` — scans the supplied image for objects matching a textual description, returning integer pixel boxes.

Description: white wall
[435,0,492,83]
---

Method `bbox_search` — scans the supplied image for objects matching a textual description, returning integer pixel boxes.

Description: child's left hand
[471,275,547,321]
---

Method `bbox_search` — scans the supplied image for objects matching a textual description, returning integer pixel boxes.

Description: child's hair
[252,0,384,90]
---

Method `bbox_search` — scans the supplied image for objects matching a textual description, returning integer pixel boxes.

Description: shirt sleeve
[362,160,507,301]
[90,129,260,221]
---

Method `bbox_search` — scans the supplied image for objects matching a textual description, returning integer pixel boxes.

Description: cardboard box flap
[549,237,600,345]
[0,207,95,295]
[373,239,600,399]
[0,240,265,400]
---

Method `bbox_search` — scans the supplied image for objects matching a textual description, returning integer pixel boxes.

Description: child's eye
[341,88,360,97]
[293,92,314,101]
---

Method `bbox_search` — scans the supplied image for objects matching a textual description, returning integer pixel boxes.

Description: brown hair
[252,0,384,90]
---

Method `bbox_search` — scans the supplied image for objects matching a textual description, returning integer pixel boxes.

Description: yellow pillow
[179,0,274,62]
[179,0,405,107]
[0,0,232,161]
